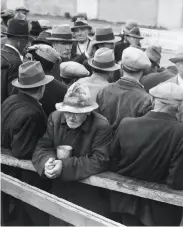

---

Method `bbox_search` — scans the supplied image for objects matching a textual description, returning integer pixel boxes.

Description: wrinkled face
[126,36,141,46]
[64,112,88,129]
[74,27,90,42]
[53,41,72,59]
[97,42,115,50]
[176,61,183,79]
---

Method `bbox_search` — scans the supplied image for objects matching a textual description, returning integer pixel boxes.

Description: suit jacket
[110,111,183,226]
[97,78,152,131]
[1,45,22,102]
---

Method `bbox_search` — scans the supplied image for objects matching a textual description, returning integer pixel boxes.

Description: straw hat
[88,47,120,71]
[12,61,54,88]
[47,24,76,42]
[56,83,98,113]
[169,45,183,63]
[89,27,121,44]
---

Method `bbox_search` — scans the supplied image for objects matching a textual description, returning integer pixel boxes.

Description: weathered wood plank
[1,153,183,207]
[1,172,123,227]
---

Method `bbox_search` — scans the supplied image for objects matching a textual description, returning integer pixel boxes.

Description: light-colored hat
[89,27,121,44]
[145,45,162,66]
[47,24,76,42]
[38,20,52,29]
[149,82,183,104]
[123,20,138,33]
[88,47,120,71]
[28,44,61,63]
[122,46,151,72]
[12,61,54,88]
[71,18,92,31]
[60,61,89,79]
[169,45,183,63]
[55,83,98,113]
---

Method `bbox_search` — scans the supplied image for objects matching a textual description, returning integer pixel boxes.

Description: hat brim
[12,75,54,88]
[169,57,183,64]
[88,35,121,44]
[88,58,120,71]
[1,31,31,38]
[71,25,92,31]
[46,37,77,42]
[32,39,53,46]
[55,102,98,113]
[125,34,144,39]
[16,9,29,12]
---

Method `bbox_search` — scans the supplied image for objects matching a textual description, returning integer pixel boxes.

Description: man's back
[97,78,152,130]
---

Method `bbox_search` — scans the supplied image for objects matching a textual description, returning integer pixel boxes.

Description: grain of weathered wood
[1,172,123,227]
[1,153,183,207]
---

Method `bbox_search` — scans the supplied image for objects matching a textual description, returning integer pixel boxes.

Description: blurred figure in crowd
[15,6,29,18]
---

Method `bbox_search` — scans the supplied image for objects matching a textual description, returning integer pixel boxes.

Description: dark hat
[15,6,29,13]
[1,9,15,20]
[71,12,88,22]
[30,21,42,37]
[32,30,53,47]
[126,27,143,39]
[12,61,54,88]
[145,45,162,66]
[123,20,138,33]
[71,18,92,31]
[2,18,29,37]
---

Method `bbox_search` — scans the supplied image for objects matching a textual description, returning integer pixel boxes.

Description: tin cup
[56,145,72,159]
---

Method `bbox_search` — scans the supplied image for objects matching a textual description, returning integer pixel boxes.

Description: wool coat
[110,111,183,226]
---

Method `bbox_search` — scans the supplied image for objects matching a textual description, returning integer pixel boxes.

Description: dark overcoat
[110,111,183,226]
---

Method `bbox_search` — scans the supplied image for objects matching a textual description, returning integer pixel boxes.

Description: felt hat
[38,19,52,30]
[56,83,98,113]
[71,12,88,22]
[123,20,138,33]
[149,82,183,104]
[88,47,120,71]
[126,27,143,39]
[12,61,54,88]
[32,30,53,46]
[71,18,92,31]
[122,46,151,72]
[169,45,183,63]
[2,18,30,37]
[145,45,162,66]
[89,27,121,44]
[60,61,89,79]
[30,21,42,37]
[15,6,29,13]
[28,44,61,63]
[47,24,76,42]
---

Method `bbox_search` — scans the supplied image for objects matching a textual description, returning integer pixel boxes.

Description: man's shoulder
[1,46,21,64]
[92,112,111,128]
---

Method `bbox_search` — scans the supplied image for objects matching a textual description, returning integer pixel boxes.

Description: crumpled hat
[28,44,61,63]
[145,45,162,66]
[1,9,15,19]
[60,61,89,79]
[55,83,98,113]
[149,82,183,104]
[122,46,151,71]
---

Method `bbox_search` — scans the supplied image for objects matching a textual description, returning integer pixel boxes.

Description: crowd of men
[1,6,183,226]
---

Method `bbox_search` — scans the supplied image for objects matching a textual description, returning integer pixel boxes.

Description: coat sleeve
[166,138,183,190]
[60,123,113,182]
[11,113,46,159]
[32,114,57,176]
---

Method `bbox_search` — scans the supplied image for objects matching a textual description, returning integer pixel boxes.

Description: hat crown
[1,9,15,18]
[145,45,162,63]
[74,18,88,26]
[38,19,51,28]
[127,27,141,36]
[95,27,113,37]
[6,18,29,36]
[52,24,72,35]
[124,20,138,32]
[94,47,115,63]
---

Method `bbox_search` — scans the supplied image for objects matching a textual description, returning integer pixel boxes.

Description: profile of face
[126,36,140,46]
[97,42,115,50]
[64,112,88,129]
[74,27,90,43]
[176,61,183,78]
[17,10,28,17]
[53,41,72,59]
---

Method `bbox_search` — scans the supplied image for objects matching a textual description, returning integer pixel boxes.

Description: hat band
[51,33,72,39]
[74,22,89,26]
[96,33,115,41]
[92,59,115,68]
[63,99,92,108]
[19,71,45,85]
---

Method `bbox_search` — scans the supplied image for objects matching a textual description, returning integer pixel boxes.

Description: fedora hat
[149,82,183,104]
[47,24,76,42]
[12,61,54,88]
[145,45,162,66]
[89,27,121,44]
[2,18,30,37]
[88,47,120,71]
[123,20,138,33]
[71,12,88,22]
[122,46,151,72]
[32,30,52,46]
[169,45,183,63]
[56,83,98,113]
[15,6,29,13]
[126,27,143,39]
[60,61,89,79]
[71,18,92,31]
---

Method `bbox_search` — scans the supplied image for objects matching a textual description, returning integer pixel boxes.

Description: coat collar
[144,111,178,121]
[118,77,144,90]
[60,112,93,132]
[18,92,42,107]
[3,45,22,61]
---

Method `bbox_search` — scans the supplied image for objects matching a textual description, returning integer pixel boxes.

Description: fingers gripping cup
[57,145,72,159]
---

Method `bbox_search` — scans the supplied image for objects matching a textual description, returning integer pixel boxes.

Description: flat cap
[60,61,89,79]
[149,82,183,104]
[122,46,151,71]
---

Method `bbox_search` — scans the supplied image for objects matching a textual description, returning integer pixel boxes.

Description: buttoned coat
[110,111,183,226]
